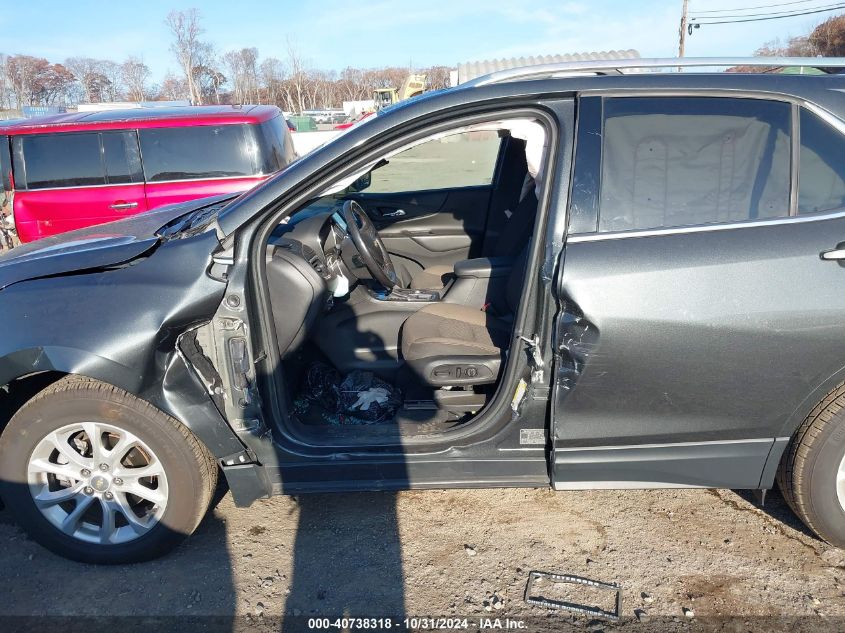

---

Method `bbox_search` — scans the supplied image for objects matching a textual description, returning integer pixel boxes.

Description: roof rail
[465,57,845,87]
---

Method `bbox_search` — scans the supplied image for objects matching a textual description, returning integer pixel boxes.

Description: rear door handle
[383,209,405,218]
[821,248,845,260]
[109,201,139,210]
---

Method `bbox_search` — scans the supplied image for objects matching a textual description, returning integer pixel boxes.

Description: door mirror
[348,171,371,192]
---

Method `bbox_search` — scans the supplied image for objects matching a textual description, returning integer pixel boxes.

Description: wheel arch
[760,365,845,488]
[0,346,248,461]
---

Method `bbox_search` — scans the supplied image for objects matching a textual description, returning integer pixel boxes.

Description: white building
[449,50,640,86]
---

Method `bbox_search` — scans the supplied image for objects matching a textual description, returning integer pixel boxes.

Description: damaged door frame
[190,98,577,494]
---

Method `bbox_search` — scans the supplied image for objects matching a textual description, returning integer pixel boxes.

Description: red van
[0,105,296,243]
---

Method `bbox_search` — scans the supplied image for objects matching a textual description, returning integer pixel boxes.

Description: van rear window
[139,125,255,182]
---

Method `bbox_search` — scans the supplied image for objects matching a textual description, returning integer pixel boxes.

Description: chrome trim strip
[567,206,845,243]
[790,103,800,216]
[554,480,707,490]
[20,181,144,193]
[554,437,774,452]
[21,174,265,192]
[146,174,266,186]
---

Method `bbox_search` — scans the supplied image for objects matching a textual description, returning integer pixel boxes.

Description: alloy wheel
[26,422,169,545]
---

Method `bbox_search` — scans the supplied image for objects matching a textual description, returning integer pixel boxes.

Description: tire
[777,381,845,548]
[0,376,217,563]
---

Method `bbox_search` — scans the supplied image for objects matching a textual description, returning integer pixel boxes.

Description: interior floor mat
[295,361,403,426]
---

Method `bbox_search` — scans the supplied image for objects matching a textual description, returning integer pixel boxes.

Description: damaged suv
[3,57,845,563]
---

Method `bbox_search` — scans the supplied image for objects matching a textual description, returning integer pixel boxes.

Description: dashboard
[268,204,352,285]
[265,204,357,357]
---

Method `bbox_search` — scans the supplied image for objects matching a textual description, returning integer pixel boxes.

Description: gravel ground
[1,484,844,632]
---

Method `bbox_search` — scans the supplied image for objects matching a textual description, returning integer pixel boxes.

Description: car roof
[0,104,280,135]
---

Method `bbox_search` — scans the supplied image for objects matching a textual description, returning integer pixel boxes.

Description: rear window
[139,125,256,182]
[597,97,792,232]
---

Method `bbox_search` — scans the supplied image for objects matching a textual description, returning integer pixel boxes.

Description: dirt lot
[1,484,844,632]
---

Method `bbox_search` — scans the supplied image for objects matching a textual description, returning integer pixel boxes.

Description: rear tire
[0,376,217,563]
[777,382,845,548]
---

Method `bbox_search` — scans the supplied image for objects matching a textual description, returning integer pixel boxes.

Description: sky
[0,0,839,82]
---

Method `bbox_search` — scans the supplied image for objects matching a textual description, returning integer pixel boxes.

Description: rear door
[551,95,845,489]
[348,129,504,276]
[11,130,147,241]
[139,124,268,210]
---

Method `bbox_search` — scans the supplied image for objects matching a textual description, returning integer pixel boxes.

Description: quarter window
[139,125,256,182]
[798,108,845,214]
[597,97,792,232]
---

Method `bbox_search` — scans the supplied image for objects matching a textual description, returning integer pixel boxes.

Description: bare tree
[259,57,285,106]
[157,72,188,101]
[0,54,13,110]
[122,57,151,102]
[424,65,451,90]
[99,60,123,101]
[6,55,46,106]
[223,47,259,104]
[64,57,99,102]
[166,8,206,104]
[339,66,368,101]
[64,57,123,102]
[286,38,308,113]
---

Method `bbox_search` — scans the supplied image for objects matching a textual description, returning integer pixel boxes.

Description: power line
[692,2,842,19]
[692,1,845,19]
[692,3,845,24]
[691,0,825,15]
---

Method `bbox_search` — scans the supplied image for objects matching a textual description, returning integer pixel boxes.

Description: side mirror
[349,172,371,192]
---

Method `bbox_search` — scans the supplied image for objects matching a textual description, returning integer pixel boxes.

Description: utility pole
[679,0,690,57]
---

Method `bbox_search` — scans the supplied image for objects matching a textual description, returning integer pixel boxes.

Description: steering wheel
[342,200,400,289]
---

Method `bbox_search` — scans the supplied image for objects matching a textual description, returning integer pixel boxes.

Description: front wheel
[778,382,845,548]
[0,376,218,563]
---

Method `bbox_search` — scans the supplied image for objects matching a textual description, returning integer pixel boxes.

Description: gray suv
[2,57,845,563]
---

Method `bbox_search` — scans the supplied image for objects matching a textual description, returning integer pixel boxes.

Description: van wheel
[777,382,845,548]
[0,376,217,563]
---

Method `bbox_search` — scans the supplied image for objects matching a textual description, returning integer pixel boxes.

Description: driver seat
[400,248,526,386]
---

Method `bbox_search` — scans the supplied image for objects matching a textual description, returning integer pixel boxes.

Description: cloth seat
[401,303,512,361]
[401,240,528,386]
[400,303,512,385]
